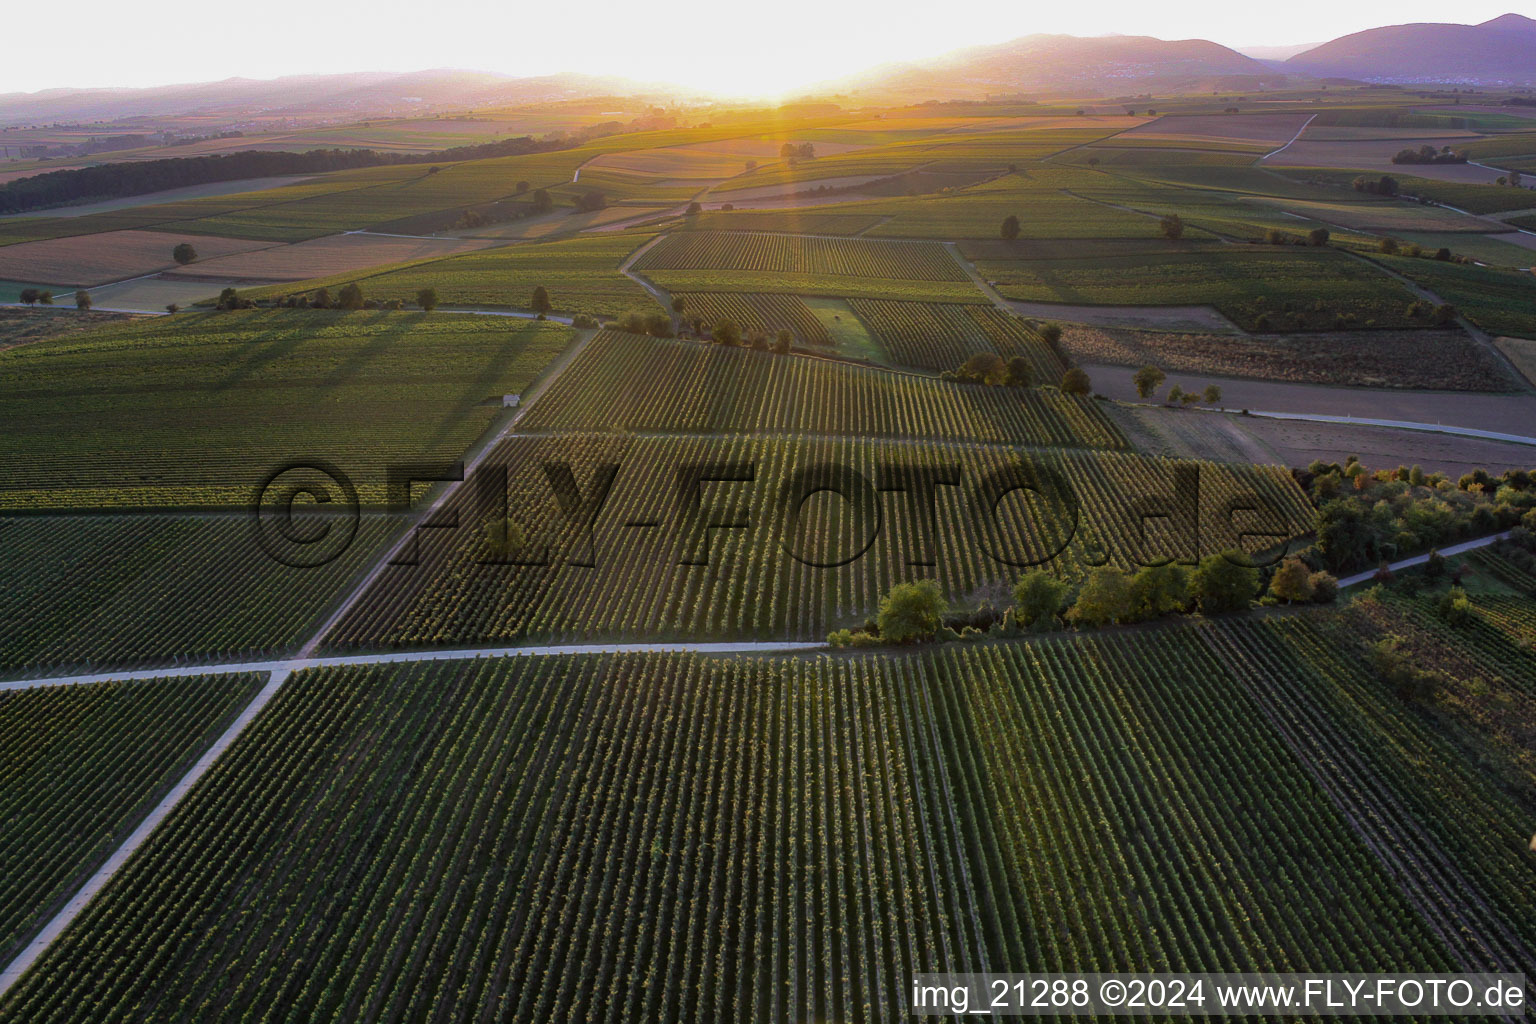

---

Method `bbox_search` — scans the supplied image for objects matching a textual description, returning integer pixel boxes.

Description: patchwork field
[162,232,498,282]
[0,311,575,508]
[1120,112,1314,148]
[0,230,273,287]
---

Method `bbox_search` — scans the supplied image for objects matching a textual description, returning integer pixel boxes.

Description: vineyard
[1205,616,1536,977]
[323,432,1312,648]
[634,231,969,282]
[671,293,831,347]
[846,299,1068,378]
[0,311,574,509]
[517,331,1121,448]
[0,673,262,963]
[0,514,395,675]
[0,642,1462,1024]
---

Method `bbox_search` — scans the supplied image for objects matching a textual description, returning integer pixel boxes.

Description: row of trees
[1131,364,1221,405]
[836,548,1330,646]
[1391,145,1467,165]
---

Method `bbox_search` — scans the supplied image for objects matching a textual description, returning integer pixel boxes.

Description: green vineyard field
[0,514,395,675]
[0,311,574,509]
[0,673,262,963]
[635,231,969,282]
[517,331,1117,447]
[0,642,1459,1023]
[846,298,1067,377]
[323,432,1312,648]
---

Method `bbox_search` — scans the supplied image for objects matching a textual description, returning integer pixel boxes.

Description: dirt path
[1256,114,1318,162]
[1335,531,1511,588]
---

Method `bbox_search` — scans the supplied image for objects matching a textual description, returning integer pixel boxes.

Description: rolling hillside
[1287,13,1536,85]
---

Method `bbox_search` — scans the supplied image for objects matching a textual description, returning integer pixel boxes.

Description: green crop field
[975,248,1427,331]
[246,232,659,317]
[0,673,262,963]
[0,311,575,508]
[1377,254,1536,338]
[670,293,832,345]
[635,231,969,281]
[846,299,1068,378]
[518,331,1109,446]
[0,639,1467,1024]
[323,432,1310,648]
[0,514,396,674]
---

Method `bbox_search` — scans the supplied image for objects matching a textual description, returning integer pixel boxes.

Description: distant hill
[804,34,1286,103]
[0,70,688,125]
[1237,42,1324,62]
[1286,14,1536,85]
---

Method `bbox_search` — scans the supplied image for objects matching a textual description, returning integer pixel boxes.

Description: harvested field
[1083,362,1536,436]
[1497,336,1536,386]
[1263,137,1510,184]
[0,230,274,287]
[1060,325,1521,392]
[162,232,498,282]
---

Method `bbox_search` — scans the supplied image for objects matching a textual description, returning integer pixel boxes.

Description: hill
[1286,13,1536,85]
[807,34,1286,103]
[0,70,688,124]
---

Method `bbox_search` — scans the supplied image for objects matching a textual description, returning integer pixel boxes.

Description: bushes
[876,580,947,644]
[1191,551,1260,615]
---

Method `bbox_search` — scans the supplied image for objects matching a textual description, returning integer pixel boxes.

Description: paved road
[1337,531,1512,588]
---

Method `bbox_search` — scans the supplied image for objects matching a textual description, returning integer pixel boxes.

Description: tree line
[0,132,597,216]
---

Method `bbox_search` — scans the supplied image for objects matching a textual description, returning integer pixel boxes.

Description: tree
[1308,571,1338,604]
[1004,356,1033,388]
[530,286,552,316]
[531,189,553,213]
[165,303,180,314]
[1167,384,1184,404]
[515,180,529,194]
[711,319,741,346]
[1000,214,1020,240]
[1308,227,1330,247]
[573,191,607,213]
[1203,384,1221,404]
[643,312,673,338]
[74,290,91,310]
[671,296,687,314]
[876,580,946,643]
[337,283,364,310]
[416,287,439,312]
[18,288,39,306]
[1433,303,1457,326]
[482,515,526,559]
[773,329,792,354]
[1067,567,1134,627]
[1086,156,1100,168]
[1133,365,1165,399]
[1013,571,1068,630]
[1268,556,1315,603]
[1038,322,1062,350]
[1378,236,1400,255]
[686,201,702,215]
[172,242,198,265]
[1060,367,1091,396]
[1159,214,1184,240]
[216,287,242,310]
[1191,550,1259,614]
[958,351,1008,386]
[1128,563,1188,619]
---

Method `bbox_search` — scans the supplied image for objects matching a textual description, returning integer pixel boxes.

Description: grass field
[0,638,1470,1023]
[0,673,262,964]
[975,248,1428,332]
[0,311,575,508]
[245,232,659,316]
[0,308,140,350]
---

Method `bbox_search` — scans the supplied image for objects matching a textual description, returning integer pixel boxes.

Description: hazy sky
[3,0,1525,98]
